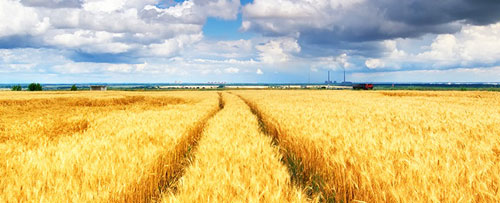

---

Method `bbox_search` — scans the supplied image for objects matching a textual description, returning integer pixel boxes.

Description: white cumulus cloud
[0,0,50,37]
[0,0,240,58]
[367,23,500,70]
[256,68,263,75]
[224,67,240,74]
[256,38,301,64]
[365,58,384,69]
[146,33,203,57]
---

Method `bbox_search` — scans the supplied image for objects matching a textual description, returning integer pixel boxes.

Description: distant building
[90,85,107,91]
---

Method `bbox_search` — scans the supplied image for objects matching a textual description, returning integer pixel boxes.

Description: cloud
[365,23,500,70]
[69,52,136,63]
[0,0,240,62]
[0,0,50,38]
[351,66,500,83]
[243,0,500,42]
[135,62,147,72]
[82,0,132,13]
[241,0,500,70]
[46,30,132,54]
[365,59,384,69]
[192,39,254,58]
[51,62,98,74]
[192,58,258,66]
[192,0,240,20]
[224,67,239,74]
[106,64,133,73]
[256,68,263,75]
[20,0,83,8]
[417,23,500,66]
[50,61,185,75]
[146,33,203,57]
[5,53,264,82]
[2,0,500,83]
[0,63,36,73]
[310,53,352,72]
[256,38,300,64]
[0,48,69,66]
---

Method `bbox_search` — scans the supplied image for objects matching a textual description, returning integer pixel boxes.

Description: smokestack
[328,71,330,84]
[343,68,346,83]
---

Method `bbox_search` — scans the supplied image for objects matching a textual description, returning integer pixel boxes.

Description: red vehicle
[353,83,374,90]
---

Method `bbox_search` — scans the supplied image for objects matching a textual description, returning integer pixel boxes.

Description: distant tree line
[12,83,44,91]
[28,83,43,91]
[11,84,79,91]
[11,85,22,91]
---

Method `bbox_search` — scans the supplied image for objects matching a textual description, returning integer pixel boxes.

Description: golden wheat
[2,90,499,202]
[0,91,219,202]
[237,90,500,202]
[162,93,308,202]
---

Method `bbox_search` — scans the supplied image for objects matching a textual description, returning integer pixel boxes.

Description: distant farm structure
[90,85,107,91]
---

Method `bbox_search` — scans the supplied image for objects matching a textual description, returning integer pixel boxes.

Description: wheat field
[237,90,500,202]
[0,91,220,202]
[1,90,499,202]
[162,93,307,202]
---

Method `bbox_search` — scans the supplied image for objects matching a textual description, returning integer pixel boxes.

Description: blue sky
[1,0,500,83]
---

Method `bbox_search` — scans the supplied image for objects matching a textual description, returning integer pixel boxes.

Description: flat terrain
[0,90,499,202]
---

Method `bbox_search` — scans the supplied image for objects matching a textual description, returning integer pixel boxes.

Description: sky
[1,0,500,83]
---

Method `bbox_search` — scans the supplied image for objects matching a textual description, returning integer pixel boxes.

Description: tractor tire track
[139,92,225,202]
[235,93,334,202]
[161,93,307,202]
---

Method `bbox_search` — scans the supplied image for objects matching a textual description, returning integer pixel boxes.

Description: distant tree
[70,84,77,91]
[11,85,22,91]
[28,83,42,91]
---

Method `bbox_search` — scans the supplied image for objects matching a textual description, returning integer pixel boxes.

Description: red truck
[352,83,374,90]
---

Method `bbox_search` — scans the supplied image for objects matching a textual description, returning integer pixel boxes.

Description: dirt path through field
[161,93,308,202]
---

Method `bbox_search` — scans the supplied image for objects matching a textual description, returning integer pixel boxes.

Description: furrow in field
[140,92,225,202]
[152,92,225,199]
[161,93,309,202]
[236,94,332,201]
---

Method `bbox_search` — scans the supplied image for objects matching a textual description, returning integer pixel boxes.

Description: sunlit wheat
[237,90,500,202]
[0,91,219,202]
